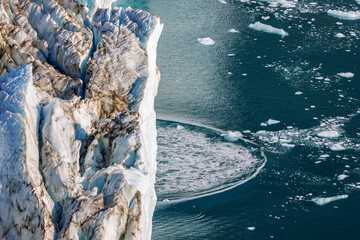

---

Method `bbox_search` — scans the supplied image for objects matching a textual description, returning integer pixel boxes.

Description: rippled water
[115,0,360,239]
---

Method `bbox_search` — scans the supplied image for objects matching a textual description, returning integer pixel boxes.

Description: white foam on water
[197,37,215,45]
[311,195,348,206]
[249,22,289,37]
[156,121,266,201]
[337,72,354,78]
[327,10,360,21]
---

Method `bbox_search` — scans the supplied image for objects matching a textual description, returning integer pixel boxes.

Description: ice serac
[0,0,163,239]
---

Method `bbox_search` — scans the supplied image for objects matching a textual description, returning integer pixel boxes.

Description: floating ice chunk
[260,123,268,126]
[249,22,289,37]
[176,125,184,130]
[197,37,215,45]
[337,72,354,78]
[334,33,346,38]
[228,53,236,56]
[330,144,346,151]
[317,130,339,138]
[337,174,349,181]
[281,143,295,148]
[247,227,256,231]
[228,28,239,33]
[222,131,244,141]
[295,91,303,95]
[311,195,348,206]
[262,16,270,20]
[266,119,281,125]
[319,154,330,158]
[218,0,227,4]
[327,10,360,21]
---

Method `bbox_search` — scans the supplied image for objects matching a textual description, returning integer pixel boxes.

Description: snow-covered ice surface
[249,22,289,37]
[0,0,163,239]
[155,120,266,201]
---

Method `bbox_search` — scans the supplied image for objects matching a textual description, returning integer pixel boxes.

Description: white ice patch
[317,131,339,138]
[337,72,354,78]
[311,195,348,206]
[156,121,266,201]
[256,0,297,8]
[228,28,239,33]
[334,33,346,38]
[337,174,349,181]
[266,119,281,125]
[222,131,244,141]
[197,37,215,45]
[247,227,256,231]
[218,0,227,4]
[249,22,289,37]
[327,10,360,21]
[330,143,346,151]
[295,91,303,95]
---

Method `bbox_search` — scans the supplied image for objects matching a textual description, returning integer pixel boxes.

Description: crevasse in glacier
[0,0,163,239]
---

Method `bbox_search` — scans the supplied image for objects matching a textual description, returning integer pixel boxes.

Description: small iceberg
[228,28,239,33]
[334,33,345,38]
[266,119,281,125]
[295,91,303,95]
[327,10,360,21]
[249,22,289,37]
[247,227,255,231]
[330,143,346,151]
[337,174,349,181]
[197,37,215,45]
[222,131,243,141]
[337,72,354,78]
[317,130,339,138]
[311,195,348,206]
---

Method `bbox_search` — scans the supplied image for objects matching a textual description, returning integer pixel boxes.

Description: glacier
[0,0,163,239]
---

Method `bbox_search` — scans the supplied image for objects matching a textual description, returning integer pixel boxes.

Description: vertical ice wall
[0,0,163,239]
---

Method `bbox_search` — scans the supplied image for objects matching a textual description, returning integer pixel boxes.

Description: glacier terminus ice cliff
[0,0,163,239]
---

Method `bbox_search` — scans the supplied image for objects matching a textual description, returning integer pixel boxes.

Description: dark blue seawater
[115,0,360,239]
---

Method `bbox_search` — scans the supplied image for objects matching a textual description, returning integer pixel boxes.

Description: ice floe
[311,195,348,206]
[337,72,354,78]
[334,33,346,38]
[228,28,240,33]
[327,10,360,21]
[249,22,289,37]
[197,37,215,45]
[317,131,339,138]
